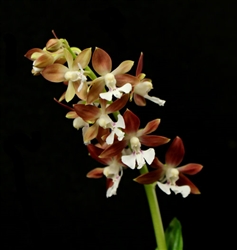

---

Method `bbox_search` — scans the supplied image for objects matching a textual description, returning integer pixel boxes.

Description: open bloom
[73,94,129,144]
[86,47,134,103]
[99,73,132,101]
[42,48,91,102]
[100,109,169,159]
[105,114,125,145]
[86,144,125,197]
[121,136,155,169]
[134,136,203,197]
[116,52,166,106]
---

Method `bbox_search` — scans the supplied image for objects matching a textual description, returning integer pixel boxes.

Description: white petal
[106,131,115,145]
[106,176,120,198]
[142,148,155,165]
[73,117,86,130]
[118,83,132,94]
[122,154,136,169]
[114,128,125,141]
[106,167,123,198]
[113,89,123,99]
[33,66,43,72]
[157,182,171,195]
[99,91,113,101]
[106,185,117,197]
[170,185,191,198]
[136,152,146,169]
[116,114,125,128]
[144,94,166,106]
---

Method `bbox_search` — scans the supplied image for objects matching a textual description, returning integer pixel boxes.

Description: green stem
[140,165,167,250]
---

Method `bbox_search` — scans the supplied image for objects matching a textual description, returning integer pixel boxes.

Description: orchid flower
[86,144,125,197]
[99,74,132,101]
[73,94,129,144]
[105,114,125,145]
[121,136,155,169]
[134,137,203,198]
[100,109,170,159]
[116,52,166,106]
[41,48,91,102]
[86,47,134,103]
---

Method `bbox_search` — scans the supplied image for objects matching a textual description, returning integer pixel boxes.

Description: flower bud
[46,38,63,52]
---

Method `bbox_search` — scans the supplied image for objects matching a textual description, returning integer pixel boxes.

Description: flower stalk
[140,165,167,250]
[25,31,203,249]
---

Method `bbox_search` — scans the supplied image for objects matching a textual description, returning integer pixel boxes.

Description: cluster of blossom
[25,31,203,198]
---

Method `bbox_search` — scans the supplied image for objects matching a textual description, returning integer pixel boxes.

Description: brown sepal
[177,173,201,194]
[165,136,185,167]
[177,164,203,175]
[87,168,104,179]
[140,135,170,147]
[73,104,100,123]
[99,140,127,158]
[134,169,163,184]
[123,109,140,134]
[92,47,112,76]
[105,94,129,114]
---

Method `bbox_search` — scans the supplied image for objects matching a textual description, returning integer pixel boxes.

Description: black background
[1,0,236,249]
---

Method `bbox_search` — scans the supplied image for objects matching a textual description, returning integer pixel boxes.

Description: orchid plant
[25,30,203,250]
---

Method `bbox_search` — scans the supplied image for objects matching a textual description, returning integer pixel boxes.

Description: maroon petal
[106,178,113,189]
[136,52,143,76]
[151,157,164,169]
[92,47,112,75]
[165,136,185,167]
[123,109,140,134]
[139,119,160,136]
[134,94,146,106]
[177,164,203,175]
[87,168,104,178]
[140,135,170,147]
[73,104,100,123]
[87,144,110,165]
[134,169,164,184]
[105,94,129,114]
[99,97,107,111]
[177,173,201,194]
[97,126,110,145]
[115,74,138,87]
[99,140,127,158]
